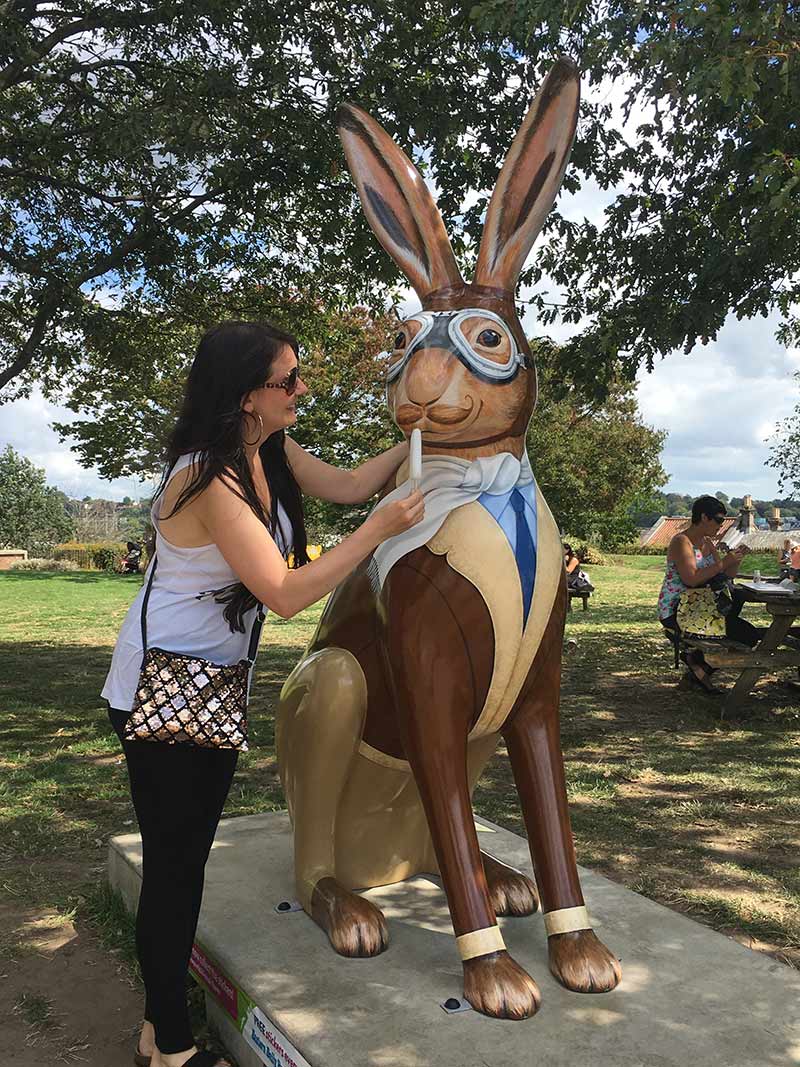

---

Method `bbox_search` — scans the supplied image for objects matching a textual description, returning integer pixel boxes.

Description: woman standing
[102,321,423,1067]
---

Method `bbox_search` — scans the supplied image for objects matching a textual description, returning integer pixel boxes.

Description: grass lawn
[1,558,798,985]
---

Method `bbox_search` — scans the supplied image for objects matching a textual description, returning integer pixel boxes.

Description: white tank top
[101,453,293,712]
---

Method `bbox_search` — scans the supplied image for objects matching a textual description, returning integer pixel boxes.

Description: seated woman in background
[779,539,792,573]
[657,495,757,694]
[564,543,594,593]
[790,542,800,581]
[564,543,580,581]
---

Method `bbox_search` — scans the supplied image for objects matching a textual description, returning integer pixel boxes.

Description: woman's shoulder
[668,530,692,553]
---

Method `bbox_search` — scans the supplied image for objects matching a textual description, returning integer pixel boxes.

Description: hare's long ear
[337,103,463,299]
[474,57,580,291]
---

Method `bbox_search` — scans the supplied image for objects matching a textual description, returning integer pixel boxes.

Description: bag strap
[140,554,263,665]
[139,556,158,660]
[245,604,266,665]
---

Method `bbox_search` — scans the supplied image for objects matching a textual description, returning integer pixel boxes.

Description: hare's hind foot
[482,852,539,917]
[310,876,388,958]
[548,929,622,993]
[462,951,541,1019]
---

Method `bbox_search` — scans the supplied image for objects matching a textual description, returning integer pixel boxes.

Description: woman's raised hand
[367,489,425,542]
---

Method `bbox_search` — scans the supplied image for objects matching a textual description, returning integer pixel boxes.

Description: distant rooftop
[640,516,738,549]
[641,507,799,551]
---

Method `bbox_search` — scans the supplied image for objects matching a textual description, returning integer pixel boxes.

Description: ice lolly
[409,428,422,492]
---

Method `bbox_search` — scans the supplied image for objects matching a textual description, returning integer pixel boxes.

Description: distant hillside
[64,496,151,542]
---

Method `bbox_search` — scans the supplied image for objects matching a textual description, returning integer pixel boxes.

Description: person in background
[790,542,800,581]
[657,495,754,694]
[564,543,580,580]
[779,538,792,572]
[121,540,143,574]
[563,543,594,593]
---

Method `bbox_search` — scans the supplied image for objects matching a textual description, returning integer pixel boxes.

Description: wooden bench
[567,588,591,611]
[676,634,800,717]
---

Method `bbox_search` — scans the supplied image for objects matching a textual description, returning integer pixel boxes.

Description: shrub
[53,541,127,569]
[562,537,608,565]
[92,546,120,572]
[11,558,80,572]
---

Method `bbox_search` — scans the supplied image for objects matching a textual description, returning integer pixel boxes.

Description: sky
[2,73,799,504]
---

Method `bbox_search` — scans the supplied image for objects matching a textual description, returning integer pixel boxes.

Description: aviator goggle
[383,309,530,387]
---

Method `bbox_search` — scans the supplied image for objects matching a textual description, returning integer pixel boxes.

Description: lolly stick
[409,428,422,492]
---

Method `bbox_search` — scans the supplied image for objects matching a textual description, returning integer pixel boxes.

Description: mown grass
[1,562,798,973]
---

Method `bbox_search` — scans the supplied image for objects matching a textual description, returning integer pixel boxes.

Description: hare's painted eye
[394,332,406,349]
[460,315,513,365]
[478,329,501,348]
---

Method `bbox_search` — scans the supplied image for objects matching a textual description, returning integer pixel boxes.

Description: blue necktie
[511,488,536,626]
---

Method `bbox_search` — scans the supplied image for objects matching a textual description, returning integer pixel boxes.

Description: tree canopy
[469,2,800,395]
[54,283,400,539]
[527,341,667,547]
[0,0,550,399]
[3,3,798,406]
[0,445,74,552]
[767,371,800,498]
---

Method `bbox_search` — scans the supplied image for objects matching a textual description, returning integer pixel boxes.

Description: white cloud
[0,391,151,501]
[635,316,800,498]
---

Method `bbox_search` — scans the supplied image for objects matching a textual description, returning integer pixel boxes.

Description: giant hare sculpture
[276,57,621,1019]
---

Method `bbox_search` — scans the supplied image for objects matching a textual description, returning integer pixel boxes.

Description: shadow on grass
[0,571,143,584]
[3,611,799,974]
[0,639,291,860]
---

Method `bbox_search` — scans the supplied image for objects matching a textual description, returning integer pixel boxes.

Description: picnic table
[682,577,800,716]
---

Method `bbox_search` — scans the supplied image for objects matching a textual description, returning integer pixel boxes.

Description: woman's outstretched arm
[285,437,407,504]
[197,474,423,619]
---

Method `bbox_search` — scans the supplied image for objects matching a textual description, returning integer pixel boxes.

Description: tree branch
[0,289,58,393]
[0,247,49,276]
[75,186,226,284]
[0,0,54,21]
[0,17,104,91]
[0,185,229,394]
[1,166,150,205]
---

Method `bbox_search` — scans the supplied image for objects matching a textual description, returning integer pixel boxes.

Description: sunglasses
[263,366,299,396]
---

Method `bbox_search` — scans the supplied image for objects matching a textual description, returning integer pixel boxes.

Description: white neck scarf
[367,450,535,591]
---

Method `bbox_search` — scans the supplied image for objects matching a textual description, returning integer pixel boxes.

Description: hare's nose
[403,347,453,407]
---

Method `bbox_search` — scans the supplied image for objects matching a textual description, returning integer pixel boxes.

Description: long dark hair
[155,320,309,631]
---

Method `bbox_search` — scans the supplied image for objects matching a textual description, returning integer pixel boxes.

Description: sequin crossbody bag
[122,558,264,751]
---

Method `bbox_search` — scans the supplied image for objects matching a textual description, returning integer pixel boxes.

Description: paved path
[109,812,800,1067]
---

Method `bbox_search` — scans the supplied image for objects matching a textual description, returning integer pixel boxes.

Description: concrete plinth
[108,812,800,1067]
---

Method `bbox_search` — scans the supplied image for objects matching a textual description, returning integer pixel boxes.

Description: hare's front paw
[463,951,541,1019]
[548,929,621,993]
[483,857,539,917]
[310,877,388,958]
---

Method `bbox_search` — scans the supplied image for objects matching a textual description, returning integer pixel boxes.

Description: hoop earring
[243,412,264,446]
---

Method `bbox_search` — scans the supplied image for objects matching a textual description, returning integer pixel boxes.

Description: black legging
[109,708,238,1054]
